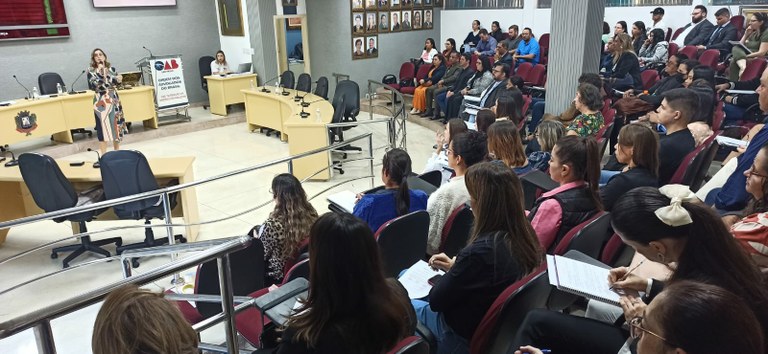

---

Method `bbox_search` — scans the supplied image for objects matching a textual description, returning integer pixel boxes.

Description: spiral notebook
[546,255,621,306]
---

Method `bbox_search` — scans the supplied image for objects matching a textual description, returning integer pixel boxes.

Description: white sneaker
[410,107,418,114]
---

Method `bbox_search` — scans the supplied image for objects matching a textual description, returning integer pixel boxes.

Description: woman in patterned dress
[88,48,124,157]
[566,83,605,137]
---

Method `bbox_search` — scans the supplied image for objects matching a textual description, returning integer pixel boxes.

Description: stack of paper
[398,260,445,299]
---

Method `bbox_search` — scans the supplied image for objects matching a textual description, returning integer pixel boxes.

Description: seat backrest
[521,94,532,120]
[387,336,429,354]
[678,45,699,60]
[333,80,361,120]
[19,153,78,213]
[640,70,658,91]
[668,141,708,185]
[527,65,546,86]
[539,33,550,49]
[280,70,295,89]
[282,237,310,276]
[516,62,533,80]
[730,15,745,35]
[417,169,442,188]
[698,49,719,70]
[469,265,549,354]
[712,100,724,131]
[399,61,416,80]
[296,73,312,92]
[414,64,432,81]
[38,72,65,95]
[375,210,430,277]
[99,150,162,218]
[440,204,474,258]
[597,122,614,157]
[691,133,719,192]
[665,27,672,42]
[741,59,768,82]
[602,106,615,126]
[198,56,215,90]
[282,258,310,284]
[667,42,679,57]
[195,236,266,319]
[330,94,345,125]
[671,27,686,41]
[314,76,329,99]
[553,212,612,259]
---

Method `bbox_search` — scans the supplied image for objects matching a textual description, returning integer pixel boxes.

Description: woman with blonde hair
[606,33,641,91]
[258,173,318,285]
[527,120,565,172]
[93,284,198,354]
[488,120,532,175]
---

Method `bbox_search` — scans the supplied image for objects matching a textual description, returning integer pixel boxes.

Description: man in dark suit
[460,62,509,120]
[436,53,473,122]
[697,7,738,59]
[494,42,514,66]
[678,5,715,46]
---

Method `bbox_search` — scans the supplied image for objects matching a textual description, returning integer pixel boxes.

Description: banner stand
[135,54,191,123]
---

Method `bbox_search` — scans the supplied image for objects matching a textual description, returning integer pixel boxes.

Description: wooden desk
[205,74,258,116]
[243,88,335,181]
[0,87,158,146]
[0,157,199,246]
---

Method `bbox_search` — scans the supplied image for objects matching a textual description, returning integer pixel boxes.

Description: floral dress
[88,66,125,142]
[567,111,604,137]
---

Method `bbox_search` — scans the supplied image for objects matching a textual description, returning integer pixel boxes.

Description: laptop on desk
[233,63,252,74]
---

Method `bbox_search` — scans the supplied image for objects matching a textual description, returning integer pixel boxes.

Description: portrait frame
[365,0,377,10]
[352,37,366,60]
[281,0,297,6]
[351,0,364,11]
[378,0,389,10]
[424,0,432,6]
[390,0,401,10]
[365,11,378,34]
[740,6,768,22]
[390,10,401,32]
[401,10,412,31]
[217,0,244,36]
[378,11,390,33]
[412,9,423,30]
[423,9,433,29]
[435,0,443,7]
[414,0,422,8]
[366,35,379,58]
[402,0,413,9]
[352,13,365,35]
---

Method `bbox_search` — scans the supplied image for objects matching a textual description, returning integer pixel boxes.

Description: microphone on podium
[298,98,326,118]
[1,145,18,167]
[12,75,32,99]
[87,148,101,168]
[259,75,282,93]
[69,70,87,94]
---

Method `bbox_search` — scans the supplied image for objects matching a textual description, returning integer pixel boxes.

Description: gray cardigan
[466,71,493,96]
[638,41,669,64]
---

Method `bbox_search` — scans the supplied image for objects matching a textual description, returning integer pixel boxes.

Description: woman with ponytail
[528,135,603,252]
[354,148,428,232]
[512,185,768,354]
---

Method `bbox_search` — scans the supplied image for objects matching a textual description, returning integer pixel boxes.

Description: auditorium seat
[668,42,679,57]
[439,204,473,258]
[387,336,430,354]
[697,49,720,70]
[640,70,659,90]
[516,62,533,80]
[524,64,546,87]
[375,210,429,277]
[401,65,431,95]
[678,45,699,60]
[741,59,768,82]
[389,62,415,92]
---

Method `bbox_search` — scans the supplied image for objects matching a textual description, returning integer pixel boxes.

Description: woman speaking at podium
[88,48,124,159]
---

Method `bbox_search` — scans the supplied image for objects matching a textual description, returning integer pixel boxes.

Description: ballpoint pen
[609,259,645,291]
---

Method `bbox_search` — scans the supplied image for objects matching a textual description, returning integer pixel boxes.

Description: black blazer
[706,23,739,55]
[450,67,475,93]
[480,80,506,108]
[684,19,715,46]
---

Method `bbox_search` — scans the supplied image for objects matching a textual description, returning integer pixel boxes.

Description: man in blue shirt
[474,29,497,57]
[514,27,540,66]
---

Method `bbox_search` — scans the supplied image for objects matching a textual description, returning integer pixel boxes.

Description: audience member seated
[684,65,716,125]
[423,51,462,119]
[630,21,648,54]
[528,136,602,252]
[92,284,198,354]
[462,20,482,53]
[442,38,456,58]
[617,53,687,114]
[445,56,493,120]
[474,29,497,57]
[506,75,525,92]
[424,118,469,184]
[637,28,669,70]
[489,21,504,43]
[426,131,487,255]
[411,54,446,115]
[512,186,768,353]
[697,7,739,60]
[674,5,715,47]
[728,12,768,81]
[601,21,611,45]
[512,281,766,354]
[494,41,514,67]
[600,125,660,211]
[730,142,768,270]
[413,162,541,353]
[278,213,415,354]
[258,174,318,286]
[475,109,496,133]
[488,120,531,175]
[527,120,564,172]
[513,27,540,66]
[530,73,605,138]
[460,62,509,122]
[492,91,523,126]
[648,7,667,33]
[612,21,627,40]
[566,83,605,137]
[717,66,766,125]
[502,25,522,55]
[353,148,428,232]
[435,53,475,122]
[418,37,439,65]
[604,33,642,91]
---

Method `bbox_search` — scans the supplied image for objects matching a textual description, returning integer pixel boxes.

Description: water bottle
[315,108,322,122]
[31,87,39,99]
[56,83,63,94]
[275,78,281,94]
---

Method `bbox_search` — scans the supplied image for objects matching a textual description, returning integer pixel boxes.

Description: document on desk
[546,255,621,306]
[326,190,357,213]
[398,260,445,299]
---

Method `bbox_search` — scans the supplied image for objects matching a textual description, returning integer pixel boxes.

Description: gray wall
[0,1,219,103]
[247,0,279,84]
[306,2,441,95]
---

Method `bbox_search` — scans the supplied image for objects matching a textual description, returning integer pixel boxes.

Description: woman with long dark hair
[446,55,493,119]
[414,162,541,353]
[258,174,318,285]
[411,53,447,115]
[600,124,659,211]
[637,28,668,69]
[354,148,428,232]
[630,21,647,54]
[210,50,229,74]
[492,90,524,126]
[279,213,414,353]
[685,65,716,125]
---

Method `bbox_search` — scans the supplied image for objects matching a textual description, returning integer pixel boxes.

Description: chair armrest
[415,322,438,354]
[521,170,559,192]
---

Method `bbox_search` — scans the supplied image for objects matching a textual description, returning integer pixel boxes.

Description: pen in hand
[609,260,645,291]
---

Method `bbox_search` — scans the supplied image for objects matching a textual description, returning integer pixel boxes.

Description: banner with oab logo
[151,56,189,109]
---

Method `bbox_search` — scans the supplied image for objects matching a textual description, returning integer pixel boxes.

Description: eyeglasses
[747,164,768,178]
[629,317,671,345]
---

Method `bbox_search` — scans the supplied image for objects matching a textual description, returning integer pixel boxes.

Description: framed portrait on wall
[281,0,297,6]
[402,0,413,9]
[425,0,432,6]
[378,12,390,32]
[740,6,768,22]
[352,0,364,11]
[365,0,377,9]
[401,10,412,30]
[378,0,388,10]
[412,10,422,29]
[217,0,244,36]
[365,12,378,33]
[390,11,402,31]
[353,37,366,59]
[352,13,365,34]
[435,0,443,7]
[424,9,433,29]
[414,0,422,8]
[391,0,401,10]
[366,36,379,58]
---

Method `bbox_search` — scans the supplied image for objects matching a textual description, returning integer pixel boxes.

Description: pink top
[529,181,587,250]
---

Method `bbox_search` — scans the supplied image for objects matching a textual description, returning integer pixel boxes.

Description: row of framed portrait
[353,36,379,60]
[352,0,443,11]
[352,10,434,35]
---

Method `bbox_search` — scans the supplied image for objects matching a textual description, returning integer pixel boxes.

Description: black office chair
[331,80,362,155]
[18,153,122,268]
[39,72,94,138]
[329,96,348,174]
[314,76,329,99]
[199,56,215,110]
[99,150,186,267]
[296,73,312,93]
[280,70,295,90]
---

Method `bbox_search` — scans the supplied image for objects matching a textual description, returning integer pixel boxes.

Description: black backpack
[382,74,397,85]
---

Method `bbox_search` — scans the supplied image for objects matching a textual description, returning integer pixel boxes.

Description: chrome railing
[366,80,407,151]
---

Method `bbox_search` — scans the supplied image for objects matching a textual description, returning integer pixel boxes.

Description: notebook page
[553,256,620,305]
[398,260,445,299]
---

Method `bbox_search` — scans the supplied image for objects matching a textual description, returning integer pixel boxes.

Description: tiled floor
[0,106,439,353]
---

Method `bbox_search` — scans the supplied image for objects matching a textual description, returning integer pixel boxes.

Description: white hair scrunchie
[654,185,697,227]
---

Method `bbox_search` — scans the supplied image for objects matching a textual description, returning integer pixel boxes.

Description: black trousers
[446,93,465,119]
[510,309,630,354]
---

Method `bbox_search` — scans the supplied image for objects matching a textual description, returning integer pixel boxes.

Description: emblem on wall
[15,110,38,136]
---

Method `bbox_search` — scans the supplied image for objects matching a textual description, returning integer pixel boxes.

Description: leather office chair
[99,150,186,267]
[331,80,362,155]
[199,56,215,110]
[314,76,329,99]
[280,70,295,90]
[39,72,94,138]
[18,153,122,268]
[295,73,312,92]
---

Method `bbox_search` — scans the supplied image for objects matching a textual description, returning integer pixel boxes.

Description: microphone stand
[69,70,87,94]
[12,75,31,99]
[294,81,316,102]
[87,148,101,168]
[299,98,326,118]
[260,75,281,93]
[142,46,154,57]
[1,145,18,167]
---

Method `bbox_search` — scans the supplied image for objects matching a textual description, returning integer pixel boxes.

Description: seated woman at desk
[88,48,124,159]
[211,50,229,75]
[354,148,428,232]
